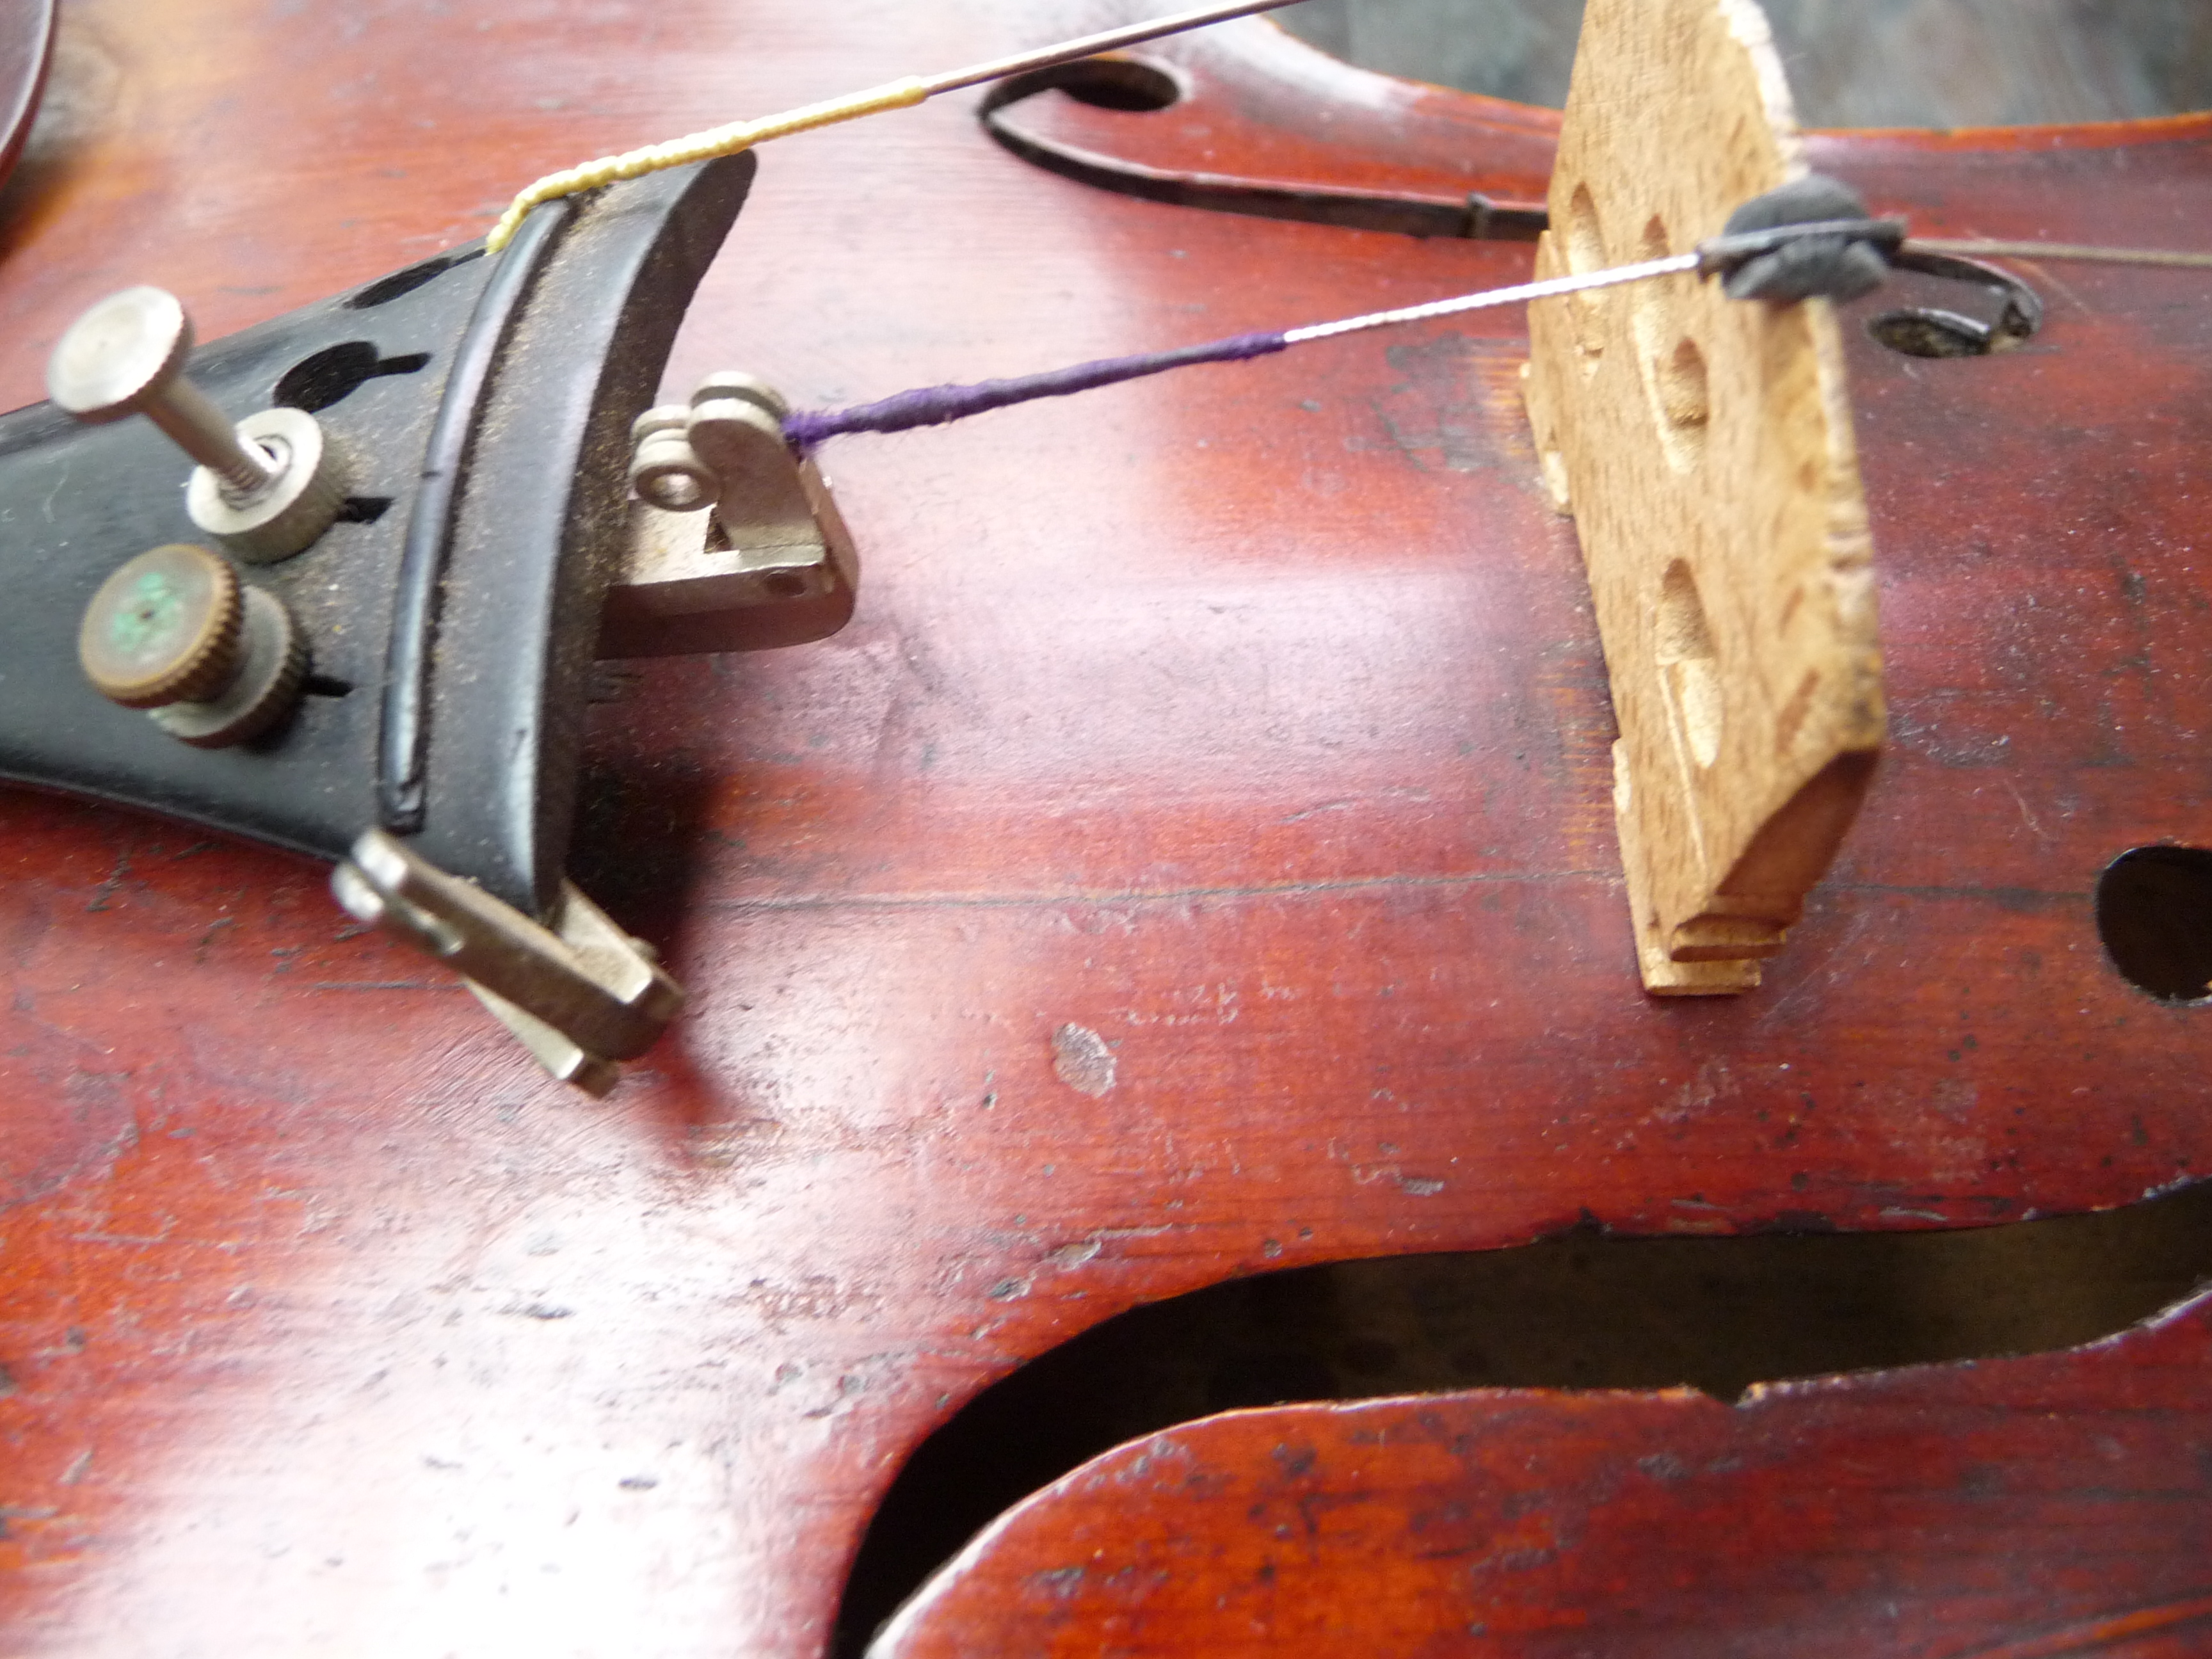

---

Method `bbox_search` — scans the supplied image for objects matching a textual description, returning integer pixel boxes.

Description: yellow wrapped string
[484,76,929,253]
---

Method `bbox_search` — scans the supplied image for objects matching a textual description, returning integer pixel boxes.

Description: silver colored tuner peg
[47,285,347,562]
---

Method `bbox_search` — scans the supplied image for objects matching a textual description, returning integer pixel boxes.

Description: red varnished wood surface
[0,0,52,188]
[984,15,1555,227]
[1,3,2209,1654]
[877,1290,2212,1659]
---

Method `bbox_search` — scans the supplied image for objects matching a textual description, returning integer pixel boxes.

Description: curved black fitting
[1701,174,1902,303]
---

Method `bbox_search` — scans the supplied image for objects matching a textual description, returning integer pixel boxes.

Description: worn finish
[1,2,2210,1655]
[981,18,1555,237]
[875,1286,2212,1657]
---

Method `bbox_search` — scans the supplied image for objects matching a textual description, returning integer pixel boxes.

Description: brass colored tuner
[79,543,307,748]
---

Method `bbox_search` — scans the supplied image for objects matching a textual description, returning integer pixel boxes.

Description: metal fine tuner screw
[79,543,307,748]
[47,286,347,562]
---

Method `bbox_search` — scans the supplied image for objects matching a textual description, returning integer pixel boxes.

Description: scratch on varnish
[1946,1592,2212,1658]
[712,869,1620,917]
[1050,1024,1117,1097]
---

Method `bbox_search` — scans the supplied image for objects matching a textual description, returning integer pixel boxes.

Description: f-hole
[1868,309,2004,358]
[274,342,431,414]
[1023,54,1183,113]
[2099,846,2212,1003]
[833,1181,2212,1656]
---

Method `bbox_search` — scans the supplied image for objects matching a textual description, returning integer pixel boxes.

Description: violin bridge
[1520,0,1885,995]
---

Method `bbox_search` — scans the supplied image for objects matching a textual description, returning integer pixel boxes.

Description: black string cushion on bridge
[1718,173,1895,303]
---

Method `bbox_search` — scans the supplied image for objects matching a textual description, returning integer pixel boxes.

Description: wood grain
[871,1285,2212,1658]
[0,2,2209,1654]
[1521,0,1882,991]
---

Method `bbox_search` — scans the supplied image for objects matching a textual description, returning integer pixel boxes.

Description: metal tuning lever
[332,830,684,1097]
[603,370,860,657]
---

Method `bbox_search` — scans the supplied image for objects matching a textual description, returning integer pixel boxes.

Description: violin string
[1911,237,2212,269]
[1284,253,1698,342]
[779,253,1703,450]
[485,0,1301,253]
[780,222,2212,451]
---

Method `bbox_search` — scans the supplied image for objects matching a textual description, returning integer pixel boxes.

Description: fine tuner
[48,285,348,562]
[0,1,1323,1093]
[12,6,2212,1651]
[0,1,2172,1090]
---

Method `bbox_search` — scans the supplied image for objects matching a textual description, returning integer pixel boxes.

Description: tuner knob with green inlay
[79,543,307,748]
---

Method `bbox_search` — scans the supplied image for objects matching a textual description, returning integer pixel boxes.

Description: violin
[1,0,2208,1654]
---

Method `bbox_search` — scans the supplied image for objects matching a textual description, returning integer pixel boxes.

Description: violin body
[876,1299,2212,1658]
[0,1,2208,1654]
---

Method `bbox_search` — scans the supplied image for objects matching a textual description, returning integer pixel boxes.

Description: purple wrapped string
[776,246,1718,451]
[781,330,1288,451]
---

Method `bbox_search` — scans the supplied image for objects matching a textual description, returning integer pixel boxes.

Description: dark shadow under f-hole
[1041,54,1183,112]
[2099,845,2212,1003]
[835,1179,2212,1656]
